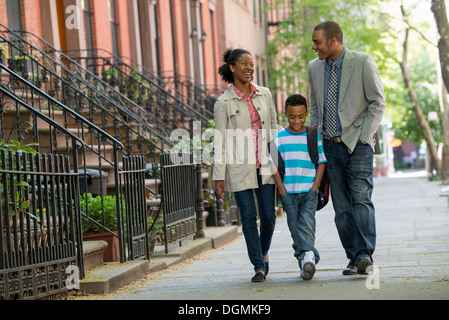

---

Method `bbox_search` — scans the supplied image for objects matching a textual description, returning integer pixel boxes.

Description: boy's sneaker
[342,260,357,275]
[300,251,316,280]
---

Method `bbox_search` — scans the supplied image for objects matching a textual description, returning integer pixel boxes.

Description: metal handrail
[61,48,213,124]
[0,83,85,149]
[0,63,123,151]
[0,24,174,151]
[14,29,172,137]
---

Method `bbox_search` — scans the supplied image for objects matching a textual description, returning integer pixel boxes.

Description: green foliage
[266,0,443,147]
[266,0,390,97]
[386,45,440,144]
[147,214,164,236]
[79,193,123,235]
[0,139,39,155]
[0,140,39,217]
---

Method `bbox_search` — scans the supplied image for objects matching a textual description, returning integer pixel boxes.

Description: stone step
[82,240,108,271]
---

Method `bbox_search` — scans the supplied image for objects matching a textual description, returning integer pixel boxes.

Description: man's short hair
[314,21,343,44]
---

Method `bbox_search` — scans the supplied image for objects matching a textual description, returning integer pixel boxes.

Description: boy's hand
[271,163,287,196]
[312,163,326,192]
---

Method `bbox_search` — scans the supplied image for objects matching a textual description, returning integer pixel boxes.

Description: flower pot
[83,231,120,262]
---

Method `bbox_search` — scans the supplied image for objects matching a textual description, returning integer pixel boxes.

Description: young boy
[270,94,327,280]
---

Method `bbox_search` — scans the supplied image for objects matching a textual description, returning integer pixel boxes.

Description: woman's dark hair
[218,48,252,84]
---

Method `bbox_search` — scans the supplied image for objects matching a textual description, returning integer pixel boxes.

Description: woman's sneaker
[300,251,316,280]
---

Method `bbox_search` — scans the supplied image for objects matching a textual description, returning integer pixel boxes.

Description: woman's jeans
[281,191,320,265]
[234,172,276,273]
[324,140,376,262]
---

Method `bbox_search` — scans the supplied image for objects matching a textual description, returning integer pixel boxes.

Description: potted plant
[80,193,124,262]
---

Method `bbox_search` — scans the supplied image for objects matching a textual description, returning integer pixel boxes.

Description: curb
[79,260,149,295]
[79,225,238,294]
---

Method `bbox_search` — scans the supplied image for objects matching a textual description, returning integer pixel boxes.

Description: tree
[431,0,449,94]
[387,46,440,146]
[431,0,449,183]
[397,5,441,174]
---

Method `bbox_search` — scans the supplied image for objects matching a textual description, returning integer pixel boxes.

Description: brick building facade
[0,0,272,99]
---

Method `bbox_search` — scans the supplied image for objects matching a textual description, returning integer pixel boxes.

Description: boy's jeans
[234,172,276,273]
[323,140,376,262]
[281,191,320,265]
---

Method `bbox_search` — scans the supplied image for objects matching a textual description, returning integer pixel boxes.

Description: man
[307,21,386,275]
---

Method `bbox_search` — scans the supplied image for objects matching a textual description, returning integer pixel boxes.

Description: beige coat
[212,84,282,193]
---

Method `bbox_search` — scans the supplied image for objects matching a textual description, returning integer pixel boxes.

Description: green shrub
[0,139,38,217]
[79,193,124,235]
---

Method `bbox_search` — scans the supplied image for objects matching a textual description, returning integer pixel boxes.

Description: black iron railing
[0,84,85,299]
[0,25,173,205]
[61,49,215,131]
[161,70,225,115]
[0,25,173,161]
[0,24,219,299]
[120,154,149,260]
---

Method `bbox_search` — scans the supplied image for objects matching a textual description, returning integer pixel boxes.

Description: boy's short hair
[285,94,308,111]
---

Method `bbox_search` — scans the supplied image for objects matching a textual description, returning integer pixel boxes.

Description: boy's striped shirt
[270,127,327,193]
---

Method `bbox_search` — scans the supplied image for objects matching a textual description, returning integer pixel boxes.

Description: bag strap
[306,126,319,166]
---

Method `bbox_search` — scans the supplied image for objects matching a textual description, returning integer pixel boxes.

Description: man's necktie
[326,63,338,137]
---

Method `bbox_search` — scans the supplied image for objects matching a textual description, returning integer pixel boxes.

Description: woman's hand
[215,180,225,199]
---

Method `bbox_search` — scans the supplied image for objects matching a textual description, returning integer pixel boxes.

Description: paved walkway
[81,171,449,300]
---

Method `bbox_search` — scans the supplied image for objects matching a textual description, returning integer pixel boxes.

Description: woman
[213,49,281,282]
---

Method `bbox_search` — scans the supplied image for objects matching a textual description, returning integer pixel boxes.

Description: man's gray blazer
[307,48,386,153]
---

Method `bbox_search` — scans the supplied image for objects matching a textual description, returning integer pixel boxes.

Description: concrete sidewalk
[76,225,239,295]
[72,171,449,300]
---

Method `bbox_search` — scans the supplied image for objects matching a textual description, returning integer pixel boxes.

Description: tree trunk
[431,0,449,183]
[440,83,449,184]
[431,0,449,96]
[400,27,442,174]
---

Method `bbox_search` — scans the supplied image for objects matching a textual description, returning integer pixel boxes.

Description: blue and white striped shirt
[270,127,327,193]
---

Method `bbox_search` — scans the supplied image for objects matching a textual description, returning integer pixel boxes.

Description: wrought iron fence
[159,153,197,253]
[0,86,85,300]
[0,71,152,299]
[119,154,149,260]
[0,149,83,300]
[0,21,232,300]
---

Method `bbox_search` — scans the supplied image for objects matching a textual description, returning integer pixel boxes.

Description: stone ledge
[79,260,149,294]
[82,240,108,271]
